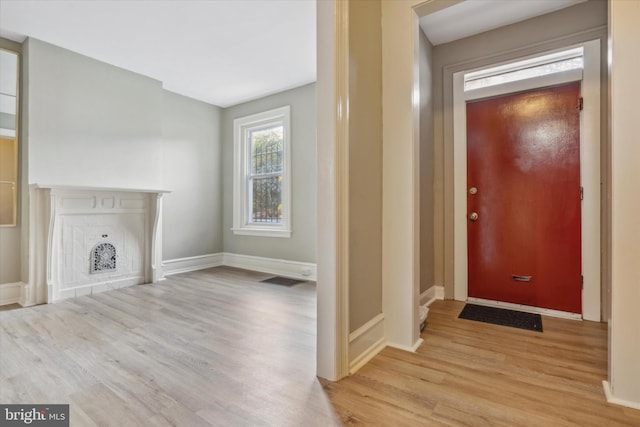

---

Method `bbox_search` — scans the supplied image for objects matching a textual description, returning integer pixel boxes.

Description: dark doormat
[459,304,543,332]
[261,276,306,287]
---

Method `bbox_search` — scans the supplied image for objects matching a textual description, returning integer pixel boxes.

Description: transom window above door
[464,47,584,93]
[232,106,291,238]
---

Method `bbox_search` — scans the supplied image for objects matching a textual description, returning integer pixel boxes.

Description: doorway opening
[452,41,601,321]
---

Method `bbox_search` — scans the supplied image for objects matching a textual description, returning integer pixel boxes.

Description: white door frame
[452,40,602,321]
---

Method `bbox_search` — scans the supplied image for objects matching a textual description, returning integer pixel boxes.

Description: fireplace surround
[23,185,169,305]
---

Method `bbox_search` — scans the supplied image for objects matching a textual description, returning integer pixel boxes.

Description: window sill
[231,227,291,238]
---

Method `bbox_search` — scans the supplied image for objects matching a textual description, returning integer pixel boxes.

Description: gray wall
[162,90,223,260]
[221,83,317,263]
[348,0,383,332]
[24,38,163,189]
[429,0,608,296]
[16,38,224,281]
[0,227,20,284]
[419,28,435,295]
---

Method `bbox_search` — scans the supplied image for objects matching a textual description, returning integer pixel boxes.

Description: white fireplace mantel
[23,184,170,306]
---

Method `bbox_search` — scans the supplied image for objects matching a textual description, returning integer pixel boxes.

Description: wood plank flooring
[1,267,639,426]
[325,300,640,426]
[0,267,341,426]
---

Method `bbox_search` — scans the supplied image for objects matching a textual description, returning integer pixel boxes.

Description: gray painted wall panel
[420,28,435,295]
[25,38,163,189]
[348,0,383,332]
[162,90,223,260]
[0,227,20,284]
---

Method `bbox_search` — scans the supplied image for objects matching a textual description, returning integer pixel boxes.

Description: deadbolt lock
[469,187,478,195]
[469,212,479,221]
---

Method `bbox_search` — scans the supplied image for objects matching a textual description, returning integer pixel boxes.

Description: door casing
[452,40,601,321]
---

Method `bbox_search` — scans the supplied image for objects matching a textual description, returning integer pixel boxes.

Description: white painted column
[381,0,422,351]
[316,0,350,381]
[605,0,640,409]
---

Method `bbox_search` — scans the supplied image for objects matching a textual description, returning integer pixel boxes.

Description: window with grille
[232,106,291,238]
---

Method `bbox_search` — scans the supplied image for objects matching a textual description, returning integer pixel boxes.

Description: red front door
[466,82,582,314]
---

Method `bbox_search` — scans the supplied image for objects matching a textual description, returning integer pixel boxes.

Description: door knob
[469,212,479,221]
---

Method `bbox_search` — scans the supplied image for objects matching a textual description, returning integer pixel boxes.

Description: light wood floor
[326,300,640,426]
[0,267,341,426]
[1,267,638,426]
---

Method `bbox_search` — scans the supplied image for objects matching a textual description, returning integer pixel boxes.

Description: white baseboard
[161,252,317,282]
[420,285,445,307]
[222,252,317,281]
[163,253,224,276]
[349,313,386,374]
[603,380,640,410]
[54,276,144,301]
[0,282,22,306]
[467,297,582,320]
[387,337,424,353]
[19,283,34,307]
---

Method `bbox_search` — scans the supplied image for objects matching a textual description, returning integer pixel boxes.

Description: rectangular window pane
[250,125,283,175]
[251,175,282,223]
[464,57,583,91]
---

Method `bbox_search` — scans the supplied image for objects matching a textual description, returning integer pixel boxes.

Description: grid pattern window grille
[248,125,284,223]
[232,105,291,238]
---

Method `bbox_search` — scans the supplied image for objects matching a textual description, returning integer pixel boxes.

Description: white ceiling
[420,0,587,46]
[0,0,588,108]
[0,0,316,107]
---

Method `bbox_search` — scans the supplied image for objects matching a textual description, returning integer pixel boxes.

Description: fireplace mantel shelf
[31,184,171,194]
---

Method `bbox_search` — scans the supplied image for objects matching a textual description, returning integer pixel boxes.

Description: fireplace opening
[90,242,117,274]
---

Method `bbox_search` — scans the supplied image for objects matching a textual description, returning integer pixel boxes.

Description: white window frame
[232,105,291,238]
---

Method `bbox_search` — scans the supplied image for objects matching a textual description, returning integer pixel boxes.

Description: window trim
[232,105,291,238]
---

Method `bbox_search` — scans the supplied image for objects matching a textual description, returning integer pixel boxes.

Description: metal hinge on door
[581,187,584,200]
[579,97,584,110]
[582,275,584,289]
